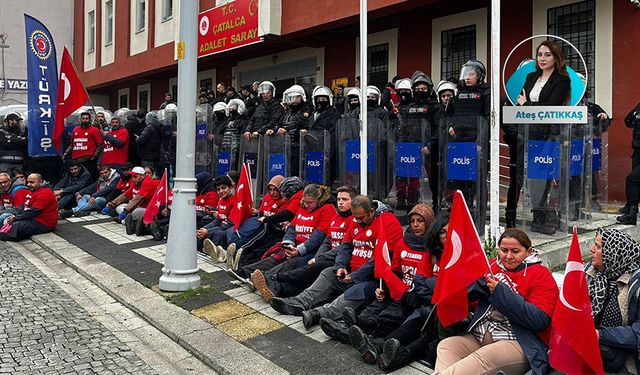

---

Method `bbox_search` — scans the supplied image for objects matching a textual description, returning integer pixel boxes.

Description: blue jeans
[73,195,107,213]
[226,216,266,249]
[0,212,12,223]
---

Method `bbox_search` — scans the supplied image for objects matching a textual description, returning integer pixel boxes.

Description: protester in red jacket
[101,116,130,170]
[0,173,57,241]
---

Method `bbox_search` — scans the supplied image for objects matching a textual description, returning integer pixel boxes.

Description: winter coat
[78,169,121,201]
[308,106,340,134]
[53,166,93,195]
[245,100,285,135]
[0,125,27,161]
[279,103,312,144]
[625,102,640,150]
[136,119,163,162]
[125,117,145,164]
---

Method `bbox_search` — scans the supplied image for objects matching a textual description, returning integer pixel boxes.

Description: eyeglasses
[0,180,11,185]
[439,229,448,238]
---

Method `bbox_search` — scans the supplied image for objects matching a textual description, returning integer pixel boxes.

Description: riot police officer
[0,113,27,174]
[277,84,312,176]
[305,86,341,185]
[243,81,284,139]
[617,102,640,224]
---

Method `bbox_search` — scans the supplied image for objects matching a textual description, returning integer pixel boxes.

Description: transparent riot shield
[196,104,213,174]
[300,129,331,185]
[583,118,610,215]
[157,108,177,179]
[238,135,261,194]
[521,121,588,238]
[391,118,432,211]
[262,133,291,185]
[439,115,488,235]
[337,117,390,201]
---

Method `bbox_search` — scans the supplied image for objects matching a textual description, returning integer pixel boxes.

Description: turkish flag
[143,171,168,224]
[374,217,409,301]
[431,190,489,327]
[229,163,253,230]
[549,228,604,375]
[54,46,89,153]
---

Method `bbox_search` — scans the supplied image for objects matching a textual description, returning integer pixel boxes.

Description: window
[171,85,178,102]
[368,43,389,92]
[105,0,114,45]
[119,94,129,108]
[88,10,95,53]
[441,25,476,81]
[548,0,595,97]
[200,78,213,92]
[136,0,146,32]
[162,0,173,21]
[139,89,149,111]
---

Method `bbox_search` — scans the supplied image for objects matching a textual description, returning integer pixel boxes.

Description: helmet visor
[460,66,480,85]
[258,83,274,95]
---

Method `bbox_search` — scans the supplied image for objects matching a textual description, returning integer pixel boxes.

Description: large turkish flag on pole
[54,46,89,153]
[431,191,490,327]
[549,228,604,375]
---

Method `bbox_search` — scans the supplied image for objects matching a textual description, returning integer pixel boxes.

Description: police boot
[619,202,631,214]
[617,205,638,225]
[505,209,517,228]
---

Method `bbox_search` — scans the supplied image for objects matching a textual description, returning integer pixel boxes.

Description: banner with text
[198,0,260,58]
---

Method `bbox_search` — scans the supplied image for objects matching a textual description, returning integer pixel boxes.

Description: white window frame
[136,0,146,33]
[137,83,151,112]
[533,0,612,113]
[355,28,398,85]
[105,0,114,45]
[431,8,487,83]
[88,10,95,53]
[118,88,130,109]
[161,0,173,22]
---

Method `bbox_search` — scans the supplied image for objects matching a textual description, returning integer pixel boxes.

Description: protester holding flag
[585,229,640,374]
[198,175,237,262]
[435,228,558,375]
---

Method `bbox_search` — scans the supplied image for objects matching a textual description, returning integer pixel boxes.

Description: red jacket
[101,126,129,165]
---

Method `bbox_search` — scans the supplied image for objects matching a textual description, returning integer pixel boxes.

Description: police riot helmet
[165,103,177,111]
[213,102,227,114]
[459,59,486,85]
[312,86,333,106]
[346,88,361,99]
[395,78,412,92]
[366,86,382,105]
[257,81,276,96]
[436,80,458,102]
[227,98,246,115]
[410,70,434,92]
[283,84,306,105]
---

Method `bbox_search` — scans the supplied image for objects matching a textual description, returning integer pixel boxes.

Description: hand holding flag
[373,216,409,301]
[143,170,168,224]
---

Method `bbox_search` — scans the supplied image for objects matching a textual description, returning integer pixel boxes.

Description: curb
[30,233,289,375]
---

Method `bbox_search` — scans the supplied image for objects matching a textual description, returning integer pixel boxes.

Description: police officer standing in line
[0,113,28,175]
[304,86,341,185]
[432,80,457,213]
[243,81,285,140]
[617,102,640,225]
[277,85,312,176]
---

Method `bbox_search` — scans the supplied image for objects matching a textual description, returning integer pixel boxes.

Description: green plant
[483,232,498,259]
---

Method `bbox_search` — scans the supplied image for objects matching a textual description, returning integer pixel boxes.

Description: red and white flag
[143,171,168,224]
[54,46,89,153]
[373,217,409,301]
[431,191,490,327]
[229,163,253,230]
[549,228,604,375]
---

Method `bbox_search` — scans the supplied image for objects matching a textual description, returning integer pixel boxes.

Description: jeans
[73,195,107,213]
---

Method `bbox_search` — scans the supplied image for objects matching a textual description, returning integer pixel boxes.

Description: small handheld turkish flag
[143,170,168,225]
[373,216,409,301]
[431,191,490,327]
[54,46,89,153]
[549,227,604,375]
[229,163,253,230]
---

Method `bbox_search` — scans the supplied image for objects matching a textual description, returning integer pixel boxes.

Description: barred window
[368,43,389,92]
[548,0,595,98]
[441,25,476,81]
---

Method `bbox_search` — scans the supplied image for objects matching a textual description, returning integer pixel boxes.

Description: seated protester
[234,184,334,290]
[0,173,57,241]
[145,189,174,241]
[588,229,640,374]
[55,161,93,216]
[101,163,133,215]
[225,174,285,270]
[195,172,219,227]
[100,116,130,172]
[435,228,558,375]
[0,172,29,223]
[70,165,120,217]
[251,185,356,302]
[103,167,155,231]
[350,213,450,372]
[228,176,304,271]
[198,175,236,262]
[319,204,434,347]
[269,195,404,329]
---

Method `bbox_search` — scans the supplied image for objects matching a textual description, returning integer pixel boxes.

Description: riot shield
[156,108,177,178]
[262,133,291,184]
[391,118,432,211]
[238,135,261,194]
[300,129,331,185]
[196,104,213,174]
[583,118,609,215]
[439,115,488,235]
[337,117,390,201]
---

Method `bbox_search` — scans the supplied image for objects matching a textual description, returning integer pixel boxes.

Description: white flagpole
[489,0,501,238]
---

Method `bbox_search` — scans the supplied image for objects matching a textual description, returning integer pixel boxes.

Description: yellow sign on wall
[331,77,349,94]
[177,41,185,60]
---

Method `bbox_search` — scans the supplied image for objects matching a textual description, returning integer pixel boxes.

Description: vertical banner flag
[54,46,89,153]
[432,191,490,327]
[549,228,604,375]
[229,163,253,230]
[24,14,58,157]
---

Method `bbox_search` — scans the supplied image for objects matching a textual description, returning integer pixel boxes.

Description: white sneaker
[226,243,237,269]
[233,247,244,271]
[203,239,218,260]
[216,245,227,263]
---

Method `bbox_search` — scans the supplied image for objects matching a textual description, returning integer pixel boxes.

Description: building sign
[0,78,28,91]
[503,106,588,124]
[198,0,260,58]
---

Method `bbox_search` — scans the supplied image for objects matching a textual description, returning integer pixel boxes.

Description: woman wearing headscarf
[588,228,640,374]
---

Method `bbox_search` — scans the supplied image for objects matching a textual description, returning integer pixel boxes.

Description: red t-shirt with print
[216,194,237,224]
[289,203,335,245]
[328,213,353,250]
[259,193,287,217]
[344,211,403,273]
[21,187,58,229]
[71,125,103,159]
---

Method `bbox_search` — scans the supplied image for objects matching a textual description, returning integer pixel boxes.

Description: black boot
[348,325,379,364]
[617,205,638,225]
[505,209,516,228]
[135,218,148,236]
[124,214,136,235]
[378,338,412,371]
[149,221,164,241]
[319,318,350,344]
[302,309,321,329]
[619,203,631,214]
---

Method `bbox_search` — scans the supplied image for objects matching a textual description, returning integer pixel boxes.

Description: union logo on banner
[29,30,53,61]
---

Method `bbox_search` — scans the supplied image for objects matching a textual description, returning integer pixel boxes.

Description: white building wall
[129,0,148,56]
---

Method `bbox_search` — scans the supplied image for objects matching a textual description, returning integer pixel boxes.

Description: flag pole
[164,167,168,204]
[457,190,495,277]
